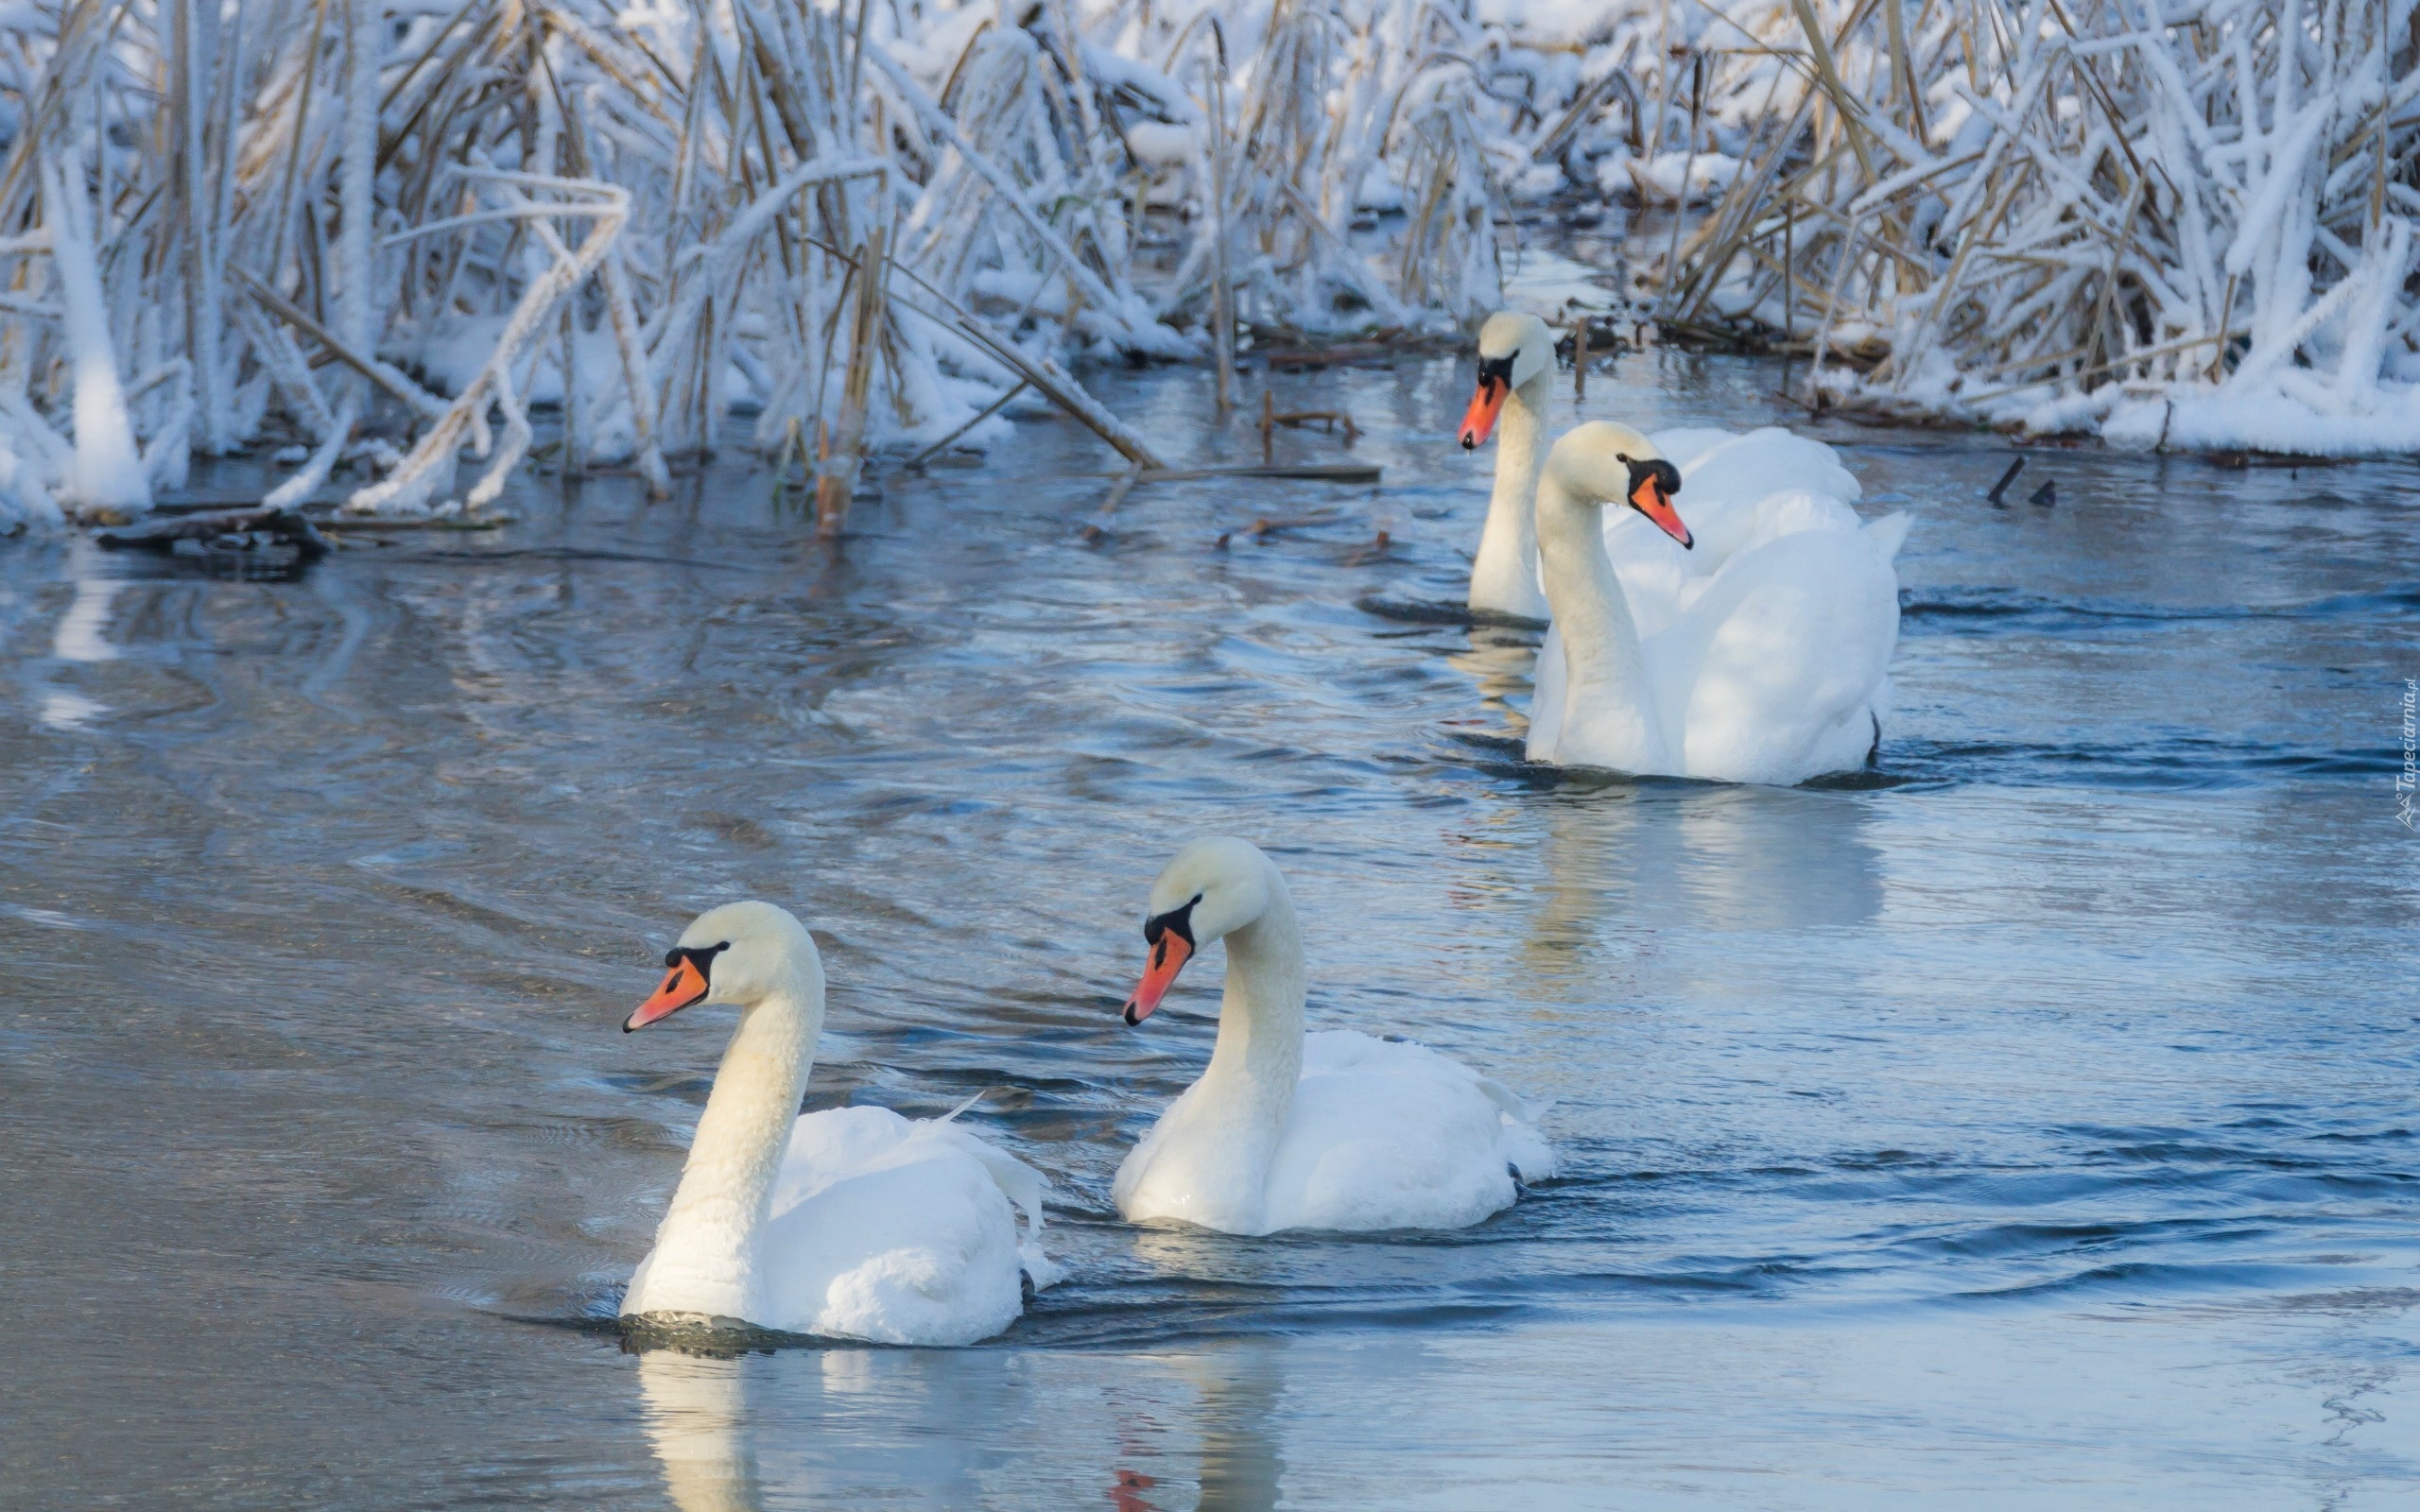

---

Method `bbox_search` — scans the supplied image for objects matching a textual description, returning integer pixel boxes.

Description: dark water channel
[2,348,2415,1509]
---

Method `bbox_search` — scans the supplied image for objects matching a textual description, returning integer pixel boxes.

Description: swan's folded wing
[757,1148,1028,1344]
[920,1120,1062,1289]
[1647,426,1743,474]
[1658,524,1902,784]
[758,1108,1034,1343]
[1673,426,1862,506]
[769,1105,919,1214]
[1265,1033,1555,1230]
[923,1124,1048,1228]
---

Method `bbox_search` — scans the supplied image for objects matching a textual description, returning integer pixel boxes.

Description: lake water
[2,349,2414,1510]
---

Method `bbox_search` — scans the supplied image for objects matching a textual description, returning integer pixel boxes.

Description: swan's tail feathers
[1864,672,1897,732]
[966,1137,1066,1293]
[1019,1246,1066,1293]
[1502,1120,1560,1184]
[958,1132,1050,1224]
[937,1090,988,1124]
[1863,510,1913,562]
[1472,1072,1551,1129]
[1473,1074,1562,1183]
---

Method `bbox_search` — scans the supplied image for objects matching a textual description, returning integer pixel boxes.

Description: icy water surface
[2,352,2415,1509]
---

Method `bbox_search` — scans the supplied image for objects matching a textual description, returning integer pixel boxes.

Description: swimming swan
[1111,838,1555,1236]
[1459,311,1558,622]
[1525,421,1906,783]
[1456,315,1909,784]
[618,901,1054,1346]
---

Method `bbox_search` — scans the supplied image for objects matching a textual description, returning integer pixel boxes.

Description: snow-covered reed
[1663,0,2420,455]
[8,0,2394,531]
[0,0,1647,528]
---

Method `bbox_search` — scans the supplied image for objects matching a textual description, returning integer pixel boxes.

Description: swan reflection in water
[1443,622,1546,722]
[1175,1345,1287,1512]
[637,1349,762,1512]
[1522,782,1884,989]
[1099,1334,1288,1512]
[633,1336,1289,1511]
[635,1343,1004,1510]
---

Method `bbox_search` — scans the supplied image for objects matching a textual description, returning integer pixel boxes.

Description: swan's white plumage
[1267,1031,1555,1230]
[1529,423,1908,785]
[1115,1036,1556,1237]
[1111,839,1554,1237]
[618,901,1053,1348]
[752,1107,1050,1346]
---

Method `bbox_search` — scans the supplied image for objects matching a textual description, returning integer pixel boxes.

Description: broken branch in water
[93,505,332,558]
[1257,391,1360,463]
[1078,454,1375,544]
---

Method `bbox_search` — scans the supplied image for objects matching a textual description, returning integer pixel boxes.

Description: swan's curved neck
[1196,887,1307,1211]
[629,969,821,1322]
[1535,471,1666,769]
[1469,373,1552,620]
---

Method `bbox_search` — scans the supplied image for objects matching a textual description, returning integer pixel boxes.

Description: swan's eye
[665,941,732,974]
[1143,894,1202,947]
[1616,453,1631,463]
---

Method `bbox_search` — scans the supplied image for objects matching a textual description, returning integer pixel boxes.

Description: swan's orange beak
[626,956,710,1032]
[1629,459,1692,549]
[1122,933,1193,1026]
[1459,378,1508,450]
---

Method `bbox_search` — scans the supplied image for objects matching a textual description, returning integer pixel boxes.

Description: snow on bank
[2101,391,2420,458]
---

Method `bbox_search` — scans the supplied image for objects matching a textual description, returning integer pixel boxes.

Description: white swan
[619,901,1055,1346]
[1459,311,1556,623]
[1526,421,1906,783]
[1111,837,1555,1236]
